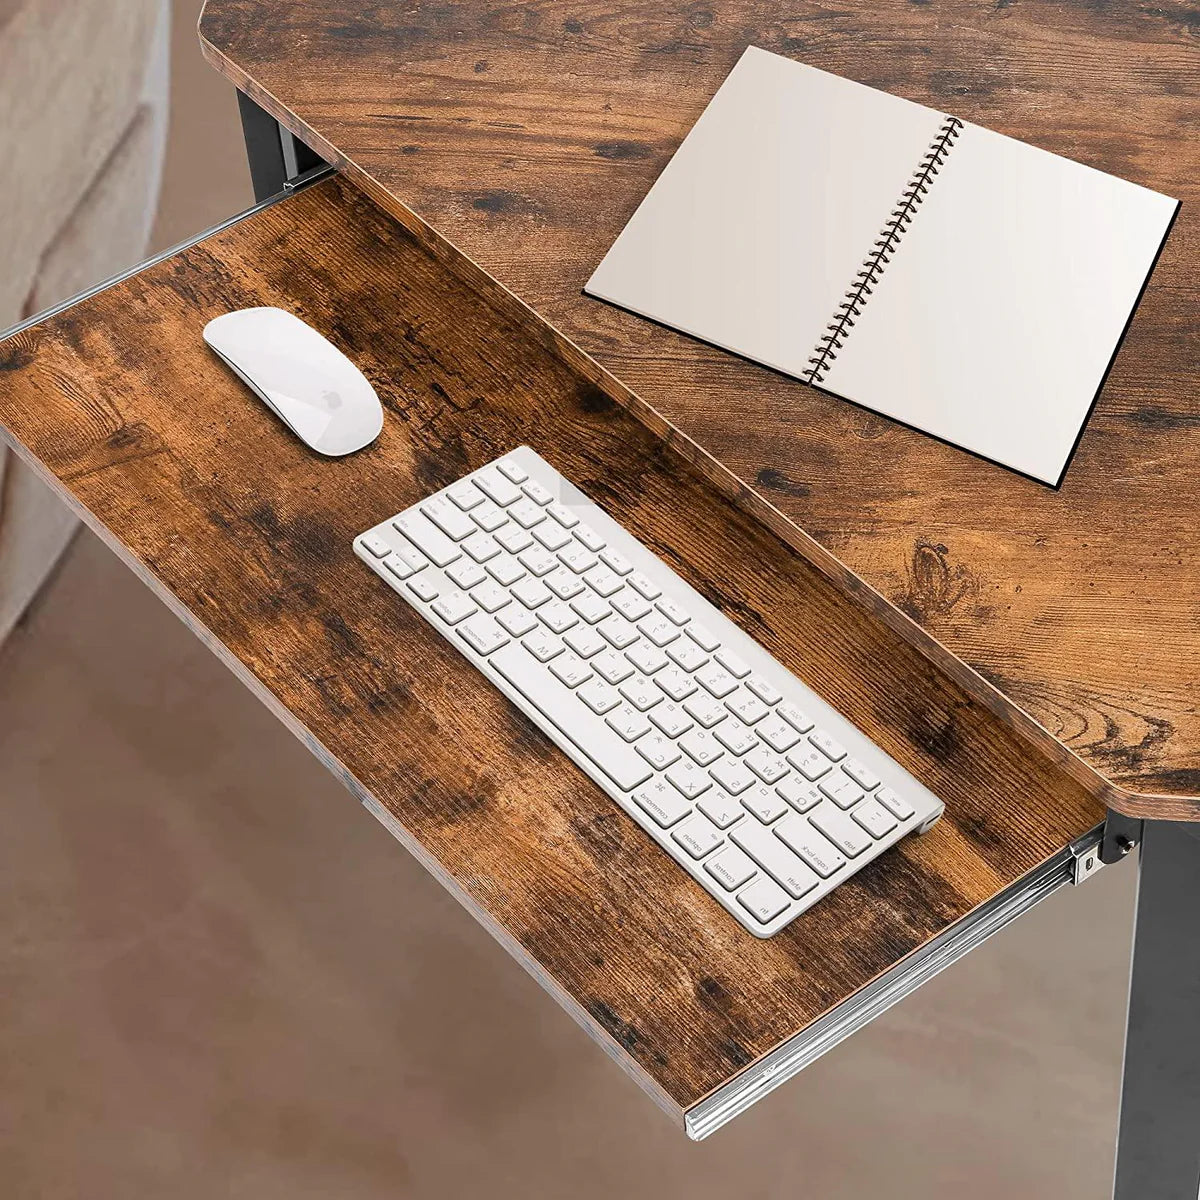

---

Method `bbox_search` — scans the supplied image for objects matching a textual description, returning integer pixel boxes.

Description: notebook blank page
[822,122,1178,484]
[585,47,947,379]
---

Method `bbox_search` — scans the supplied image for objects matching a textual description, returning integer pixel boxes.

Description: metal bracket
[1070,832,1105,885]
[1070,811,1143,885]
[1101,808,1143,866]
[237,91,329,202]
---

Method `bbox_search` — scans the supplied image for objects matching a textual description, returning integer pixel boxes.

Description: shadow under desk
[0,175,1106,1136]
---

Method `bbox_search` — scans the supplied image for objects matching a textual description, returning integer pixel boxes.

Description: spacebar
[490,643,653,792]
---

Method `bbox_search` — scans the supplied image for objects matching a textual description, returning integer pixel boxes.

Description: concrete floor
[1,5,1139,1195]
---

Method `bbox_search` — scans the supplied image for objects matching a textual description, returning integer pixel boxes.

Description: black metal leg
[1114,820,1200,1199]
[236,91,326,202]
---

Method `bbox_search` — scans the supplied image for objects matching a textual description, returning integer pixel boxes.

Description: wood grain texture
[0,178,1105,1115]
[199,0,1200,820]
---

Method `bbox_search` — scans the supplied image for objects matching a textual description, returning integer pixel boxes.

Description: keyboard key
[512,577,552,609]
[521,479,554,505]
[471,501,507,532]
[738,878,791,924]
[810,730,847,762]
[577,678,620,715]
[497,457,528,483]
[666,760,711,799]
[564,625,607,659]
[810,803,873,857]
[463,531,501,563]
[384,557,414,582]
[637,734,681,771]
[628,571,661,600]
[447,480,485,510]
[713,721,757,756]
[843,757,881,790]
[683,692,728,728]
[741,784,789,824]
[533,522,572,552]
[550,652,593,689]
[456,613,508,655]
[776,776,823,813]
[726,691,769,724]
[696,662,738,698]
[496,522,533,554]
[626,641,668,675]
[698,789,744,829]
[570,592,611,624]
[639,615,679,647]
[421,496,477,540]
[490,642,651,792]
[558,544,597,573]
[394,512,461,567]
[599,617,638,650]
[710,758,755,795]
[584,565,623,597]
[715,648,750,679]
[819,772,864,810]
[632,778,690,828]
[546,567,586,600]
[486,554,525,587]
[611,592,653,622]
[497,605,539,638]
[473,467,522,506]
[407,575,440,602]
[778,702,814,733]
[539,602,578,634]
[599,547,633,575]
[431,590,477,625]
[757,714,802,753]
[654,667,697,702]
[649,701,693,738]
[547,501,579,528]
[361,532,391,558]
[876,787,915,820]
[746,675,783,705]
[787,746,831,781]
[774,816,846,878]
[680,728,723,767]
[393,543,429,573]
[574,523,605,552]
[508,498,546,529]
[745,747,789,784]
[852,799,898,839]
[672,813,723,860]
[592,650,634,685]
[522,630,563,662]
[666,638,708,672]
[686,622,721,652]
[472,581,511,613]
[655,597,689,625]
[446,559,488,589]
[731,823,818,900]
[706,846,756,890]
[517,547,558,576]
[606,704,651,742]
[619,677,662,712]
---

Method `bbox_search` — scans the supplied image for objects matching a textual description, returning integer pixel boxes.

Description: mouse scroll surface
[203,307,383,456]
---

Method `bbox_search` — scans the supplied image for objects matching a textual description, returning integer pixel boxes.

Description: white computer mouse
[203,307,383,456]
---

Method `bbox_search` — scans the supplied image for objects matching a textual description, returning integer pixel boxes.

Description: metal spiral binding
[805,115,964,386]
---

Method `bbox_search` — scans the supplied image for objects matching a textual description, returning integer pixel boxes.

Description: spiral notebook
[585,47,1179,486]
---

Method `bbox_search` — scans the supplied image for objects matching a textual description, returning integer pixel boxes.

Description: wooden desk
[0,174,1104,1127]
[199,0,1200,822]
[0,3,1196,1191]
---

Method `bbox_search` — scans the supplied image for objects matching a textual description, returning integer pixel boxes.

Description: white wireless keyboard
[354,447,943,936]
